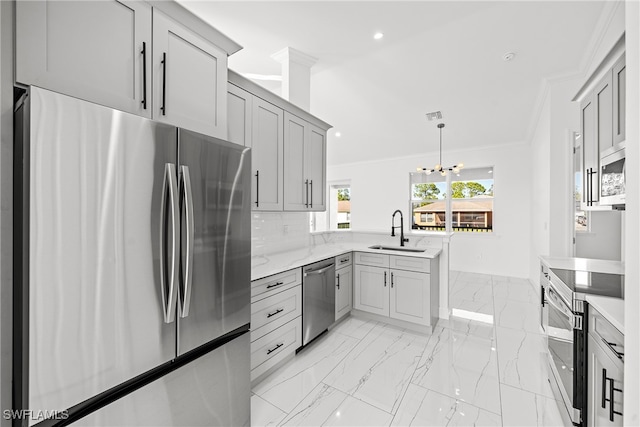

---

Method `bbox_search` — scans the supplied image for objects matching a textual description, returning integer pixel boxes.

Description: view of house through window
[410,167,494,233]
[574,137,588,231]
[310,183,351,232]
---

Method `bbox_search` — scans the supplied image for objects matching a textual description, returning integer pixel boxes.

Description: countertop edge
[585,294,625,335]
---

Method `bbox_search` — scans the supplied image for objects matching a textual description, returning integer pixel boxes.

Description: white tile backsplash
[251,212,311,256]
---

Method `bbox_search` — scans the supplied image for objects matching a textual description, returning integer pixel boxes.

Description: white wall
[529,92,551,284]
[624,1,639,424]
[327,143,531,278]
[575,211,623,260]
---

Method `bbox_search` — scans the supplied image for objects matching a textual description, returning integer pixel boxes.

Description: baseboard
[350,309,433,335]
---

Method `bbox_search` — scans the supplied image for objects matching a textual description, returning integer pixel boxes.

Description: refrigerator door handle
[179,165,194,318]
[160,163,179,323]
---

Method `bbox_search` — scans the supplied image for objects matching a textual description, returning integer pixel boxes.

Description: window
[310,182,351,232]
[410,167,494,233]
[574,135,588,231]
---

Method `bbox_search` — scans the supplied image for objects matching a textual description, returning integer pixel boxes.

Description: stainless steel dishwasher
[301,258,336,347]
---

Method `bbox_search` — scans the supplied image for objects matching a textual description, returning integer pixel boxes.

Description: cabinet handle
[266,281,283,289]
[255,170,259,207]
[602,368,607,409]
[540,286,546,307]
[267,308,284,318]
[384,271,387,287]
[161,52,167,115]
[391,272,394,288]
[305,180,309,208]
[310,180,313,208]
[267,343,284,355]
[336,273,340,289]
[340,258,349,264]
[141,42,147,110]
[601,338,624,360]
[608,376,623,421]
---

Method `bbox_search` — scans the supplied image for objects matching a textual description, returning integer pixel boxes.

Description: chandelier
[417,123,463,176]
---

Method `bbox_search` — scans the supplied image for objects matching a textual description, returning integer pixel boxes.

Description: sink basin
[368,245,426,253]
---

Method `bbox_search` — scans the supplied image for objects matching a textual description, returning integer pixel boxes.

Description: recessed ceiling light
[502,52,515,61]
[335,131,341,137]
[373,32,384,40]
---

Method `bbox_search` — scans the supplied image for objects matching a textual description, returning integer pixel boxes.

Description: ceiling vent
[425,111,442,121]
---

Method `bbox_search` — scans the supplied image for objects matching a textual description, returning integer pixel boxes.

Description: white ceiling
[179,1,607,166]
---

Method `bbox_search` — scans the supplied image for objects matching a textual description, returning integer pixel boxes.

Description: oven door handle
[546,287,572,320]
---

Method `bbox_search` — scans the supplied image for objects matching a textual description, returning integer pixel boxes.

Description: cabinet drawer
[251,268,302,302]
[390,255,430,273]
[355,252,389,268]
[590,305,624,359]
[251,285,302,342]
[250,317,301,381]
[335,252,353,269]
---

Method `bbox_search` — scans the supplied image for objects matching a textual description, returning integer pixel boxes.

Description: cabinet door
[596,71,614,156]
[612,56,626,146]
[153,9,228,139]
[581,94,598,207]
[227,84,252,147]
[283,112,308,210]
[16,0,151,118]
[389,269,430,325]
[353,265,388,316]
[307,124,327,211]
[335,266,353,320]
[587,334,624,427]
[252,98,284,211]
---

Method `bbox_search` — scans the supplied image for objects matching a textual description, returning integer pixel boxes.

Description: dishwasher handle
[304,263,335,276]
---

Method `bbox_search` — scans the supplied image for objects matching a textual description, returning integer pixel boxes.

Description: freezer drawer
[76,333,250,426]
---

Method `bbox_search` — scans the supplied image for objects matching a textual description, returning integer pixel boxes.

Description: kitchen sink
[368,245,426,253]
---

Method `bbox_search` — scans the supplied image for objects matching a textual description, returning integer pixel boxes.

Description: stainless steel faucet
[391,209,409,247]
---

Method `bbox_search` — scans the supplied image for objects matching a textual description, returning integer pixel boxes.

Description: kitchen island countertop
[252,243,442,281]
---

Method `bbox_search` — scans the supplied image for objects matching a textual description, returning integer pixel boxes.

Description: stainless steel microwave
[600,148,625,207]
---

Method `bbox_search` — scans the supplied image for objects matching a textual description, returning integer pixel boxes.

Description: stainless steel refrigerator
[13,87,251,426]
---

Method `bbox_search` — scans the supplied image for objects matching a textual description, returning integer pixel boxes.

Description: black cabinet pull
[602,368,608,409]
[608,376,623,421]
[161,52,167,115]
[541,286,546,307]
[267,308,284,318]
[391,272,394,288]
[255,170,260,207]
[266,281,283,289]
[304,180,309,208]
[384,271,387,287]
[310,180,313,208]
[602,338,625,359]
[141,42,147,109]
[336,274,340,289]
[267,343,283,355]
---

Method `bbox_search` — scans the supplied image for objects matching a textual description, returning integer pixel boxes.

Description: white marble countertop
[586,294,624,334]
[252,243,442,281]
[540,256,624,332]
[540,256,624,274]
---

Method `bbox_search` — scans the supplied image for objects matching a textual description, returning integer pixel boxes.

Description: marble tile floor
[251,271,566,427]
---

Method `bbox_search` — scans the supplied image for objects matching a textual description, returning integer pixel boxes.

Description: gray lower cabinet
[335,253,353,321]
[587,306,624,427]
[78,334,250,426]
[353,252,438,327]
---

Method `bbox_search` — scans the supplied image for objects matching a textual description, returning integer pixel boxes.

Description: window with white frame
[410,166,494,233]
[310,182,351,232]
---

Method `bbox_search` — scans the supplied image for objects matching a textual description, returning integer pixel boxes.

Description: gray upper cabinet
[283,112,326,211]
[595,71,613,156]
[227,71,331,213]
[16,1,238,139]
[152,9,227,139]
[252,97,284,211]
[227,84,252,147]
[612,55,626,146]
[16,0,152,118]
[581,93,598,207]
